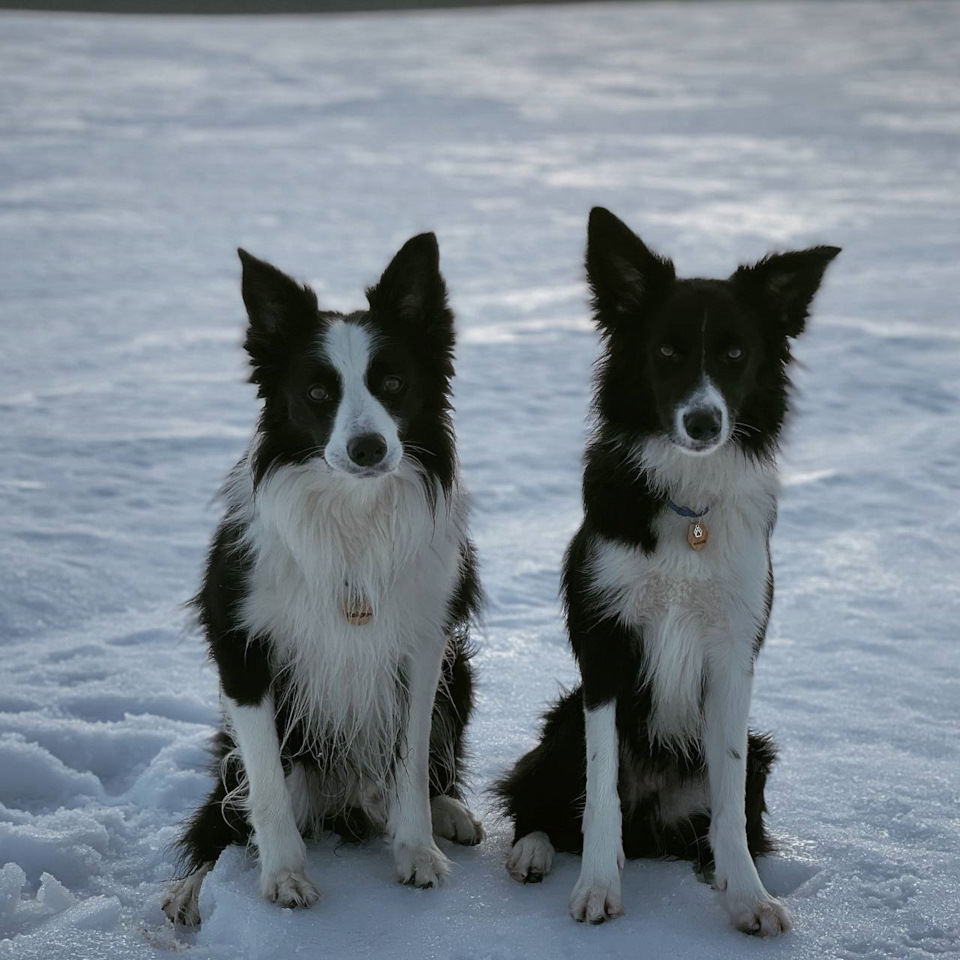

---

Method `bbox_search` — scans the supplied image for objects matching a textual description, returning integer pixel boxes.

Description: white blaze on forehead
[321,319,402,473]
[323,319,375,395]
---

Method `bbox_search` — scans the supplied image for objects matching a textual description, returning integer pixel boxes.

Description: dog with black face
[496,208,839,936]
[162,234,483,926]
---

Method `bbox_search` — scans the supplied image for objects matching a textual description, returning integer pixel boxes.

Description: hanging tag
[687,520,708,551]
[342,588,373,625]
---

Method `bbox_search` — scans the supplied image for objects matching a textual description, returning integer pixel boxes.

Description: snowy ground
[1,2,959,958]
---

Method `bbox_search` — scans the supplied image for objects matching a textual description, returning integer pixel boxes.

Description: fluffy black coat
[170,235,481,882]
[496,207,839,879]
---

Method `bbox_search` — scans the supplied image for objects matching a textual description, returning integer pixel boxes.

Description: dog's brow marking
[322,320,376,387]
[319,319,402,474]
[323,320,380,427]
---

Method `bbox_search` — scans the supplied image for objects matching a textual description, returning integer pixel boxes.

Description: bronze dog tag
[687,520,708,551]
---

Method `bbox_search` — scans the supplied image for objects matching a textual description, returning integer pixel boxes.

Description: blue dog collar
[666,499,710,520]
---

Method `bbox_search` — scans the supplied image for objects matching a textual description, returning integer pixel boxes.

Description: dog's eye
[727,346,744,361]
[382,376,404,394]
[307,384,328,402]
[659,345,675,358]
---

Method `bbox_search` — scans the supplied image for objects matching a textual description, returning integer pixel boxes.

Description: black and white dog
[163,234,483,926]
[496,208,839,935]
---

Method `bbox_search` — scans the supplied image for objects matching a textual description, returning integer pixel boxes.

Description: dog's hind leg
[428,634,483,846]
[430,795,483,845]
[505,831,555,884]
[163,733,250,926]
[641,729,778,884]
[492,689,587,883]
[162,863,212,927]
[745,730,778,859]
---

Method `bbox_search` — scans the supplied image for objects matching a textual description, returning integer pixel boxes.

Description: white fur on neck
[588,435,778,749]
[632,434,779,517]
[225,451,466,816]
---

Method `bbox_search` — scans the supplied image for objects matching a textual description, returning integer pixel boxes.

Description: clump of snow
[0,864,78,940]
[0,735,102,810]
[0,807,110,894]
[0,863,28,924]
[0,2,958,959]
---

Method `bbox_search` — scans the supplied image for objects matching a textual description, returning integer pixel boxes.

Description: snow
[1,1,958,957]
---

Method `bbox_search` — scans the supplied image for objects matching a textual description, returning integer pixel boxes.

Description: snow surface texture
[1,2,958,958]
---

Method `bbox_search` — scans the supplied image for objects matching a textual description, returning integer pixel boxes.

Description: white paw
[506,831,555,884]
[161,865,210,927]
[724,890,792,937]
[570,873,624,924]
[431,796,485,846]
[260,868,321,909]
[394,840,451,888]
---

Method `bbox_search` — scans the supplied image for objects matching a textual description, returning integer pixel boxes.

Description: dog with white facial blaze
[162,234,483,926]
[495,208,839,935]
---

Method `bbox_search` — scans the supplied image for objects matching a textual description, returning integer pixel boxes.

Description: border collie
[162,234,483,926]
[495,207,839,935]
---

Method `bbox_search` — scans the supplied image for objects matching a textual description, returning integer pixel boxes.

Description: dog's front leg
[226,695,320,908]
[704,653,790,936]
[390,645,451,888]
[565,578,632,923]
[569,697,625,923]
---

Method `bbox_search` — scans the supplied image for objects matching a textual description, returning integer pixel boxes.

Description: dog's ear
[366,233,454,344]
[238,248,318,335]
[732,246,841,337]
[238,249,318,391]
[586,207,675,330]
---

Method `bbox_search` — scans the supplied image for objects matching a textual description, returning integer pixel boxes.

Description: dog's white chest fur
[227,456,465,802]
[589,440,778,746]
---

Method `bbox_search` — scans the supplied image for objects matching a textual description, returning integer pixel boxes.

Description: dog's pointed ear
[366,233,453,343]
[733,245,841,337]
[586,207,675,329]
[238,248,318,335]
[238,249,318,392]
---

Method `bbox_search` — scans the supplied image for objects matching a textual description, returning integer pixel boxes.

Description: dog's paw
[394,840,451,889]
[431,795,485,846]
[260,868,320,909]
[724,890,792,937]
[506,831,555,884]
[161,863,211,927]
[569,873,623,924]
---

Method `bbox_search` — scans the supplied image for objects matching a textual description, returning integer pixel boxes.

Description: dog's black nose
[683,409,721,443]
[347,433,387,467]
